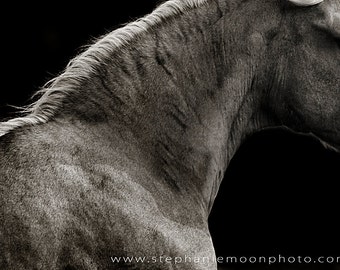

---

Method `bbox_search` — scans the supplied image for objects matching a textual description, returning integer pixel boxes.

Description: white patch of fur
[0,0,209,137]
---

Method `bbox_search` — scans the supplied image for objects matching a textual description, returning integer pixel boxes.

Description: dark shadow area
[209,129,340,269]
[0,1,161,120]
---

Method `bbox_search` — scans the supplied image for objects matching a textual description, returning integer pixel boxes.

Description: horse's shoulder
[0,124,76,215]
[0,129,31,177]
[0,125,56,173]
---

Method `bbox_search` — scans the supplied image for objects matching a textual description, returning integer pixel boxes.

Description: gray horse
[0,0,339,269]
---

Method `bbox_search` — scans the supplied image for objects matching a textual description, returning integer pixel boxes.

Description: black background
[2,1,339,267]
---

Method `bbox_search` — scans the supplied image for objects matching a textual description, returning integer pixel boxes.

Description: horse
[0,0,339,269]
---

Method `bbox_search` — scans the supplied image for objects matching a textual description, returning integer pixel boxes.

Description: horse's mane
[0,0,209,137]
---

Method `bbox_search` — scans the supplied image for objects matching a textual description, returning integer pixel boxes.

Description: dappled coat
[0,0,339,269]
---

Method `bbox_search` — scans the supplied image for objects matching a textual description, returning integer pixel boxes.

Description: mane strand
[0,0,209,137]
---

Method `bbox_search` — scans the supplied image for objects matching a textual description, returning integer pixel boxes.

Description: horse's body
[0,0,339,269]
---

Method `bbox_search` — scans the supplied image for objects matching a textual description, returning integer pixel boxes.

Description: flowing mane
[0,0,209,137]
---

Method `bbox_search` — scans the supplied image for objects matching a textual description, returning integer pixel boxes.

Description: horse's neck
[57,0,278,216]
